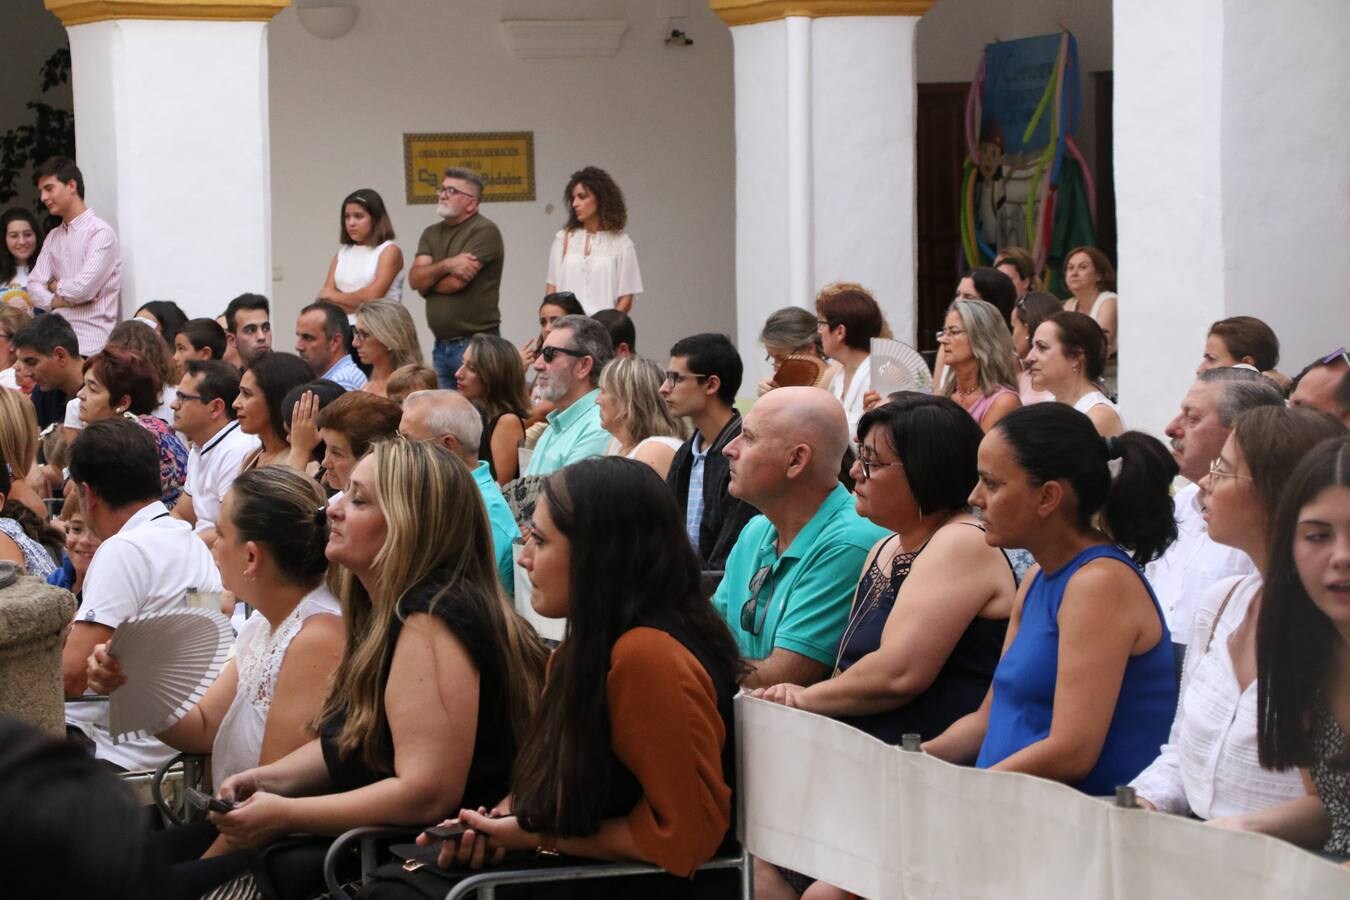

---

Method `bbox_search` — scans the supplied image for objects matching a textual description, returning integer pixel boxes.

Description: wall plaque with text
[403,132,536,204]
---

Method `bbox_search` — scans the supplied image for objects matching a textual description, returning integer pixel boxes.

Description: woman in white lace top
[87,466,344,884]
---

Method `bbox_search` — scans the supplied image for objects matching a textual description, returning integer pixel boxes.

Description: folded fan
[107,607,233,743]
[869,338,933,395]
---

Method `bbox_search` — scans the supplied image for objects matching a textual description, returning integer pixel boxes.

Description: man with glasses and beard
[711,386,886,689]
[522,314,614,476]
[408,167,505,388]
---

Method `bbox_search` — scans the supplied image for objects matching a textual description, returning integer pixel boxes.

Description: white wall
[268,0,735,362]
[1116,0,1350,437]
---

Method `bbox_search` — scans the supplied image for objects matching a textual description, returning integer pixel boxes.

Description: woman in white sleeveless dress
[1062,246,1119,395]
[545,166,642,315]
[318,189,404,322]
[597,356,687,480]
[86,467,344,892]
[1024,309,1125,437]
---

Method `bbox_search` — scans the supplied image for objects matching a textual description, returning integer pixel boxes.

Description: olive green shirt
[415,213,505,339]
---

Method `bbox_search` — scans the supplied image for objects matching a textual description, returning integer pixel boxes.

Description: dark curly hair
[563,166,628,232]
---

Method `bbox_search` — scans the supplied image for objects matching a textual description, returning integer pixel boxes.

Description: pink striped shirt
[27,208,122,355]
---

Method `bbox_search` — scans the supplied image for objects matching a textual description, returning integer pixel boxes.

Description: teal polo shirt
[523,388,611,476]
[712,483,887,664]
[472,460,519,597]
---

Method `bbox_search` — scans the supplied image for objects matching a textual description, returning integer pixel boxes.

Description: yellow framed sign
[403,132,536,204]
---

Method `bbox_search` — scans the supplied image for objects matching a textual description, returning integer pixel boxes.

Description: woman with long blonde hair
[598,356,688,480]
[0,386,47,517]
[354,300,424,398]
[210,438,546,898]
[937,298,1022,432]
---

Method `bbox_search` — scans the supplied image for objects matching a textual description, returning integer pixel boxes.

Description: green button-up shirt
[712,482,887,664]
[523,388,611,477]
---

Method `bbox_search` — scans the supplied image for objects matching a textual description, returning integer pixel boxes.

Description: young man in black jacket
[661,333,758,572]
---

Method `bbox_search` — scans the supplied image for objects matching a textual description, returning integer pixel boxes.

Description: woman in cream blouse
[545,166,642,315]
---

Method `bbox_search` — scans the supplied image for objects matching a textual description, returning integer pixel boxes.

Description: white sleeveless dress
[335,241,404,322]
[210,585,342,787]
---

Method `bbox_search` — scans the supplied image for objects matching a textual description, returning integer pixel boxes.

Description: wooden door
[916,83,969,354]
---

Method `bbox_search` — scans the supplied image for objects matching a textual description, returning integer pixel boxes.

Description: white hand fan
[107,607,234,743]
[870,338,933,395]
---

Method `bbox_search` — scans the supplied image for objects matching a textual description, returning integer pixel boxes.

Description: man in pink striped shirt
[26,157,122,356]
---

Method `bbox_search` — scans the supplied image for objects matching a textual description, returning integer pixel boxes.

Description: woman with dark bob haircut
[546,166,643,315]
[318,187,404,317]
[234,352,315,471]
[1209,435,1350,854]
[79,347,187,505]
[752,393,1017,900]
[816,282,885,439]
[926,403,1181,796]
[423,457,744,898]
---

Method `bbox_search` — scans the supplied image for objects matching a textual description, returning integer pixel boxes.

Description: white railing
[736,694,1348,899]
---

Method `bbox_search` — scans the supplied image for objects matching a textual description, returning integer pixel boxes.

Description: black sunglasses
[539,345,589,364]
[739,564,774,635]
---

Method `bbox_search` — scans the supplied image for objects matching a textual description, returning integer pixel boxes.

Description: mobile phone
[185,787,237,814]
[421,820,467,842]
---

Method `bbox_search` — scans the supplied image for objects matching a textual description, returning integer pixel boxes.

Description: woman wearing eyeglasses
[355,300,424,399]
[545,167,643,316]
[1128,406,1343,822]
[318,189,404,322]
[936,299,1021,432]
[816,283,884,440]
[597,356,688,480]
[751,394,1016,900]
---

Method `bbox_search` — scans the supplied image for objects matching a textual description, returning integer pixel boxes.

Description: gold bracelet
[536,834,560,857]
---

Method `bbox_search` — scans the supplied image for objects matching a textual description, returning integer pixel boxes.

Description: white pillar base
[729,15,919,387]
[68,19,273,320]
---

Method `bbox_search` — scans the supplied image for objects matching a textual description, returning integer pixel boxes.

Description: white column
[1115,0,1350,437]
[50,2,287,320]
[717,2,927,386]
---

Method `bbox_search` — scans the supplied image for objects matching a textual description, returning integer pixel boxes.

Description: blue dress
[975,544,1178,795]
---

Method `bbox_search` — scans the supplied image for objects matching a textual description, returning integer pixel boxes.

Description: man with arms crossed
[409,167,505,388]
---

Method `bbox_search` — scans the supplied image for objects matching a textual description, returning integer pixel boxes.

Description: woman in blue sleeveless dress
[925,403,1180,795]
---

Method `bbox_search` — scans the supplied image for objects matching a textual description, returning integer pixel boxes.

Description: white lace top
[211,584,342,787]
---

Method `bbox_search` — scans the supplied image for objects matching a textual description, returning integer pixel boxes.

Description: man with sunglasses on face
[409,167,505,389]
[710,387,886,690]
[522,315,614,476]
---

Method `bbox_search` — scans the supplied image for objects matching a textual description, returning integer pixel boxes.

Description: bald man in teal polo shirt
[711,387,886,689]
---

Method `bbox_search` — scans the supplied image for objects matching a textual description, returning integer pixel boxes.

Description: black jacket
[666,412,759,572]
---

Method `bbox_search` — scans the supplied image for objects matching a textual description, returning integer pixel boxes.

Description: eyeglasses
[1207,458,1253,484]
[174,391,205,405]
[352,328,371,342]
[740,564,774,635]
[817,318,832,327]
[539,345,588,364]
[663,371,708,386]
[854,443,901,480]
[437,185,476,199]
[934,327,967,341]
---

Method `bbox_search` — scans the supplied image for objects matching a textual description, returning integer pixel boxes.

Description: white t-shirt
[546,228,643,315]
[66,501,223,771]
[184,420,261,534]
[335,241,403,322]
[211,584,342,786]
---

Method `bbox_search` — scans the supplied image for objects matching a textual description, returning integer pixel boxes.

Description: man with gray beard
[1146,367,1284,672]
[522,314,614,476]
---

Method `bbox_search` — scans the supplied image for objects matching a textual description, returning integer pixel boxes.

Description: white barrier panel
[735,695,1349,899]
[511,543,566,643]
